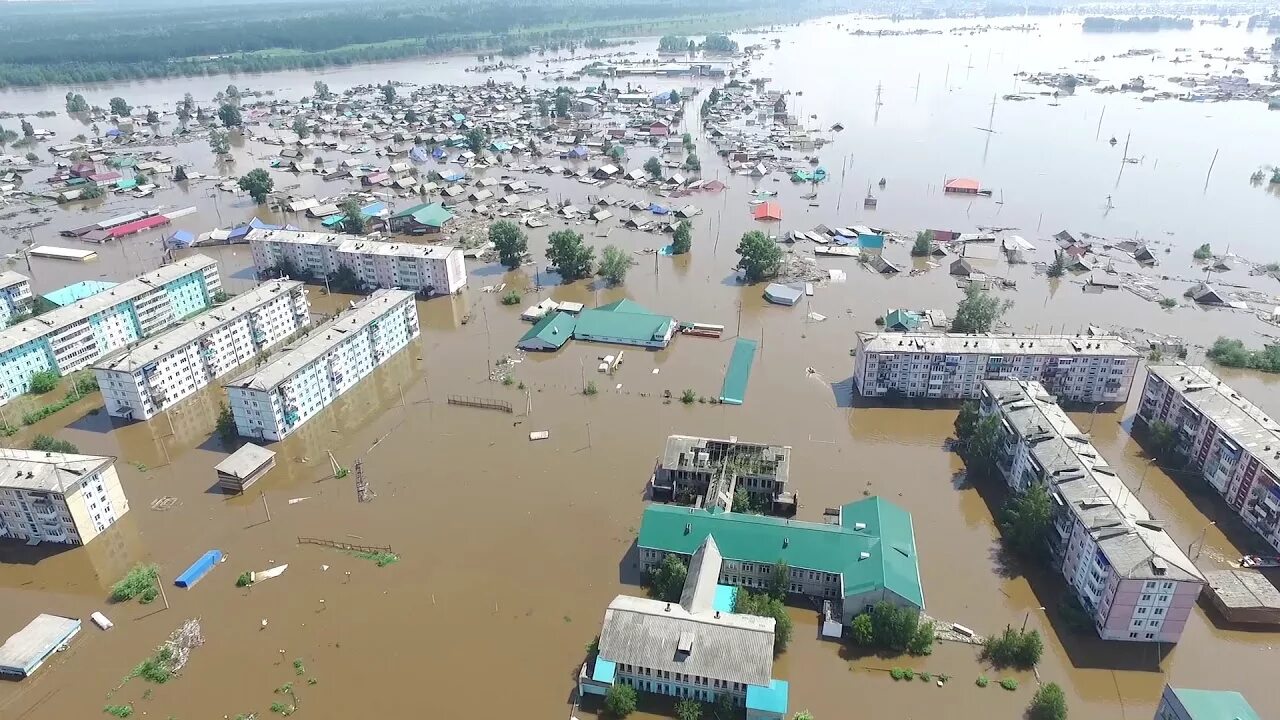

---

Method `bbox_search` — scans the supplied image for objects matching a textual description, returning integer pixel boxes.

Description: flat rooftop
[0,255,217,356]
[248,228,458,260]
[0,614,81,677]
[0,448,115,494]
[93,279,304,373]
[214,443,276,479]
[1147,364,1280,481]
[984,380,1202,583]
[858,332,1140,357]
[0,271,29,291]
[660,434,790,483]
[226,289,415,392]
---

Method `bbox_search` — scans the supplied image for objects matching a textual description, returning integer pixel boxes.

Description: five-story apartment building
[0,449,129,547]
[249,229,466,296]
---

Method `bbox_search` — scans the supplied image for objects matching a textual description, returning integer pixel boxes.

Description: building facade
[224,289,419,441]
[93,280,310,420]
[853,332,1140,403]
[1154,685,1259,720]
[248,229,467,295]
[653,435,791,513]
[0,256,221,404]
[1137,364,1280,553]
[981,380,1204,644]
[638,496,924,624]
[0,272,34,326]
[0,449,129,547]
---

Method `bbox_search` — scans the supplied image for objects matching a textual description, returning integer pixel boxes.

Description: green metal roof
[883,309,921,331]
[719,337,757,405]
[518,311,575,349]
[1171,689,1259,720]
[638,497,924,610]
[411,203,453,228]
[390,202,433,219]
[573,300,673,345]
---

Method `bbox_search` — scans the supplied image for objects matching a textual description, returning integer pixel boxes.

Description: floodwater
[3,13,1280,720]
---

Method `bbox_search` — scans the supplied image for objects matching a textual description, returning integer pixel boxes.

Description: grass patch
[351,550,398,567]
[111,564,159,603]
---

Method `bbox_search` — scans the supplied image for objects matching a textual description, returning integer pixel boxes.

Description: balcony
[31,502,58,521]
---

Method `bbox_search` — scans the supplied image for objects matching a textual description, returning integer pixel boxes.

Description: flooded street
[3,14,1280,720]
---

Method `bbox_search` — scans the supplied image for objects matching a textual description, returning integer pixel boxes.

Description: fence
[447,395,512,413]
[297,536,393,553]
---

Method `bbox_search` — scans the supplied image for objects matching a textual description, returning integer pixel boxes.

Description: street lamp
[1022,606,1046,632]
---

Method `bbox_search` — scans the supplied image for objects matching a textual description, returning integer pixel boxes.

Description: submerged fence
[446,395,512,413]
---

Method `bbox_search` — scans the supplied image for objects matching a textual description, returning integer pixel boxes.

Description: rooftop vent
[665,603,671,612]
[859,551,871,560]
[684,523,691,535]
[782,538,789,548]
[853,522,867,531]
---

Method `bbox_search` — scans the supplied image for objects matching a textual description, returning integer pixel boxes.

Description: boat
[1240,555,1280,568]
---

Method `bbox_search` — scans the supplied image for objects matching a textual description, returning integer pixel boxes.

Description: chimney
[665,603,671,612]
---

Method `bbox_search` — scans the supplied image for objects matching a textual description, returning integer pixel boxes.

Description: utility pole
[155,569,170,610]
[261,491,271,522]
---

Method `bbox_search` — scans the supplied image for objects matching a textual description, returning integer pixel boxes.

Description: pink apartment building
[982,380,1204,644]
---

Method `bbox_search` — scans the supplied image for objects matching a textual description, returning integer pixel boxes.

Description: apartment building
[225,289,419,441]
[93,280,310,420]
[653,435,791,512]
[0,256,221,403]
[248,229,467,295]
[982,380,1204,644]
[581,537,790,720]
[638,496,923,624]
[0,449,129,547]
[1137,364,1280,553]
[0,272,34,325]
[853,332,1140,403]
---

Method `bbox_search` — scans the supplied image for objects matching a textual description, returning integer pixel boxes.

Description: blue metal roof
[591,658,617,684]
[713,585,737,613]
[42,280,118,307]
[746,679,789,715]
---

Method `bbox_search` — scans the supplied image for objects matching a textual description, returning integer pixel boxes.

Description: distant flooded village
[1,4,1280,720]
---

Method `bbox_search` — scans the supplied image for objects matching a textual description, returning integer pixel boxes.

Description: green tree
[598,244,630,285]
[702,34,738,53]
[682,154,701,172]
[644,155,663,179]
[404,108,418,124]
[951,283,1012,334]
[958,412,1001,477]
[546,229,595,280]
[145,109,159,125]
[603,683,637,718]
[79,183,104,200]
[1145,419,1181,461]
[218,103,242,128]
[554,90,571,117]
[868,600,919,652]
[338,197,365,234]
[609,144,625,160]
[1028,682,1068,720]
[736,589,792,652]
[465,127,488,153]
[109,97,131,116]
[713,693,735,719]
[489,220,528,270]
[1193,243,1212,260]
[536,96,550,117]
[675,698,702,720]
[65,92,89,113]
[736,230,783,283]
[954,400,979,444]
[216,402,237,444]
[849,613,874,646]
[327,265,364,294]
[910,230,934,256]
[767,561,789,602]
[671,220,692,255]
[682,132,693,150]
[208,129,230,156]
[292,116,309,138]
[381,82,396,104]
[1000,485,1053,561]
[20,118,34,137]
[907,620,935,656]
[313,81,331,101]
[30,434,78,454]
[658,35,691,52]
[238,168,274,204]
[29,369,59,394]
[646,554,687,602]
[1047,250,1066,277]
[225,84,240,100]
[983,625,1044,669]
[792,713,815,720]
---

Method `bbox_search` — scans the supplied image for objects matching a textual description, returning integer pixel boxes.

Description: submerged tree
[951,283,1012,334]
[1000,485,1053,561]
[218,103,242,128]
[488,220,527,270]
[338,197,365,234]
[671,220,692,255]
[910,230,934,256]
[645,554,687,602]
[65,92,89,113]
[109,96,131,117]
[644,155,663,179]
[1047,250,1066,277]
[545,229,594,280]
[597,245,630,285]
[237,168,273,203]
[736,230,782,283]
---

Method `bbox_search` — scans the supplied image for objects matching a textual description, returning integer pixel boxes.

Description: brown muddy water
[3,14,1280,720]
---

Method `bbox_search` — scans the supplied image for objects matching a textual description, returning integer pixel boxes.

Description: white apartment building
[248,229,466,295]
[0,255,221,403]
[1138,365,1280,553]
[225,289,419,441]
[853,332,1140,403]
[0,271,34,325]
[93,280,311,420]
[981,380,1204,644]
[0,449,129,546]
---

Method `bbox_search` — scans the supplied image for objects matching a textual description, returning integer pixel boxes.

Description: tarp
[719,338,758,405]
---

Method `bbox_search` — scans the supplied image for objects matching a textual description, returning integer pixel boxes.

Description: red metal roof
[752,202,782,221]
[944,177,980,191]
[107,215,170,238]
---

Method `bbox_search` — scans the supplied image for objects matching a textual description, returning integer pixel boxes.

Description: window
[1144,632,1155,639]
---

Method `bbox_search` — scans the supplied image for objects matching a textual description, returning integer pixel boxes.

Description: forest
[0,0,843,88]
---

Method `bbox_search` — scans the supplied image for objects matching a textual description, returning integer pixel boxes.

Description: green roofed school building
[1155,685,1259,720]
[580,536,790,720]
[638,496,924,624]
[572,299,676,349]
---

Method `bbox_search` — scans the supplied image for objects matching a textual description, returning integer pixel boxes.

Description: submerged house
[386,202,454,234]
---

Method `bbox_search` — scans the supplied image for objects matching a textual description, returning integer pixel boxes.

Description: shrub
[604,682,638,717]
[1000,678,1018,691]
[680,388,696,404]
[111,564,159,602]
[584,380,598,396]
[889,667,906,680]
[28,369,59,394]
[849,613,875,646]
[104,705,133,717]
[500,289,521,305]
[1029,682,1067,720]
[919,671,932,682]
[1158,297,1177,309]
[30,434,79,454]
[976,675,989,688]
[982,625,1043,669]
[236,571,254,587]
[501,374,515,386]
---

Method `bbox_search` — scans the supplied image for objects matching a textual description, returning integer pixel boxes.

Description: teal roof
[746,679,788,715]
[591,658,617,684]
[43,280,118,307]
[883,309,921,331]
[389,202,434,219]
[1171,689,1259,720]
[719,337,757,405]
[638,497,924,610]
[391,202,452,228]
[713,584,737,614]
[573,300,673,345]
[518,311,576,349]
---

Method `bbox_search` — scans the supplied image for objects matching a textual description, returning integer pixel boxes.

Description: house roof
[1169,688,1259,720]
[573,300,673,344]
[883,309,921,331]
[517,311,576,350]
[638,497,924,609]
[214,443,276,479]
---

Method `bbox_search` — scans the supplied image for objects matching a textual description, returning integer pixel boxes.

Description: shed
[0,615,81,678]
[752,202,782,222]
[1204,569,1280,625]
[866,256,901,274]
[174,550,223,588]
[944,177,980,194]
[516,311,576,351]
[763,283,802,306]
[215,444,276,493]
